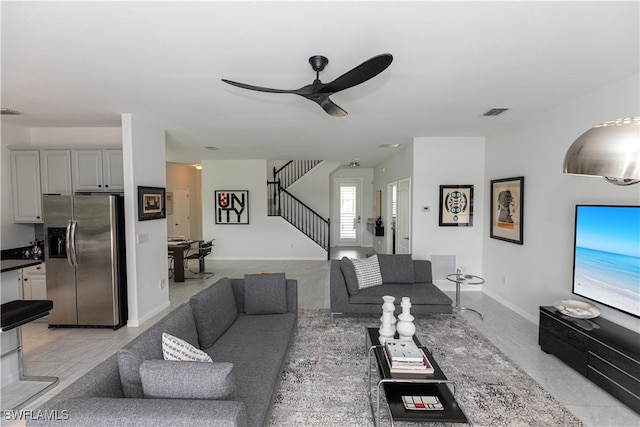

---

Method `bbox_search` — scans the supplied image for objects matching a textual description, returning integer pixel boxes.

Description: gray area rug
[269,309,583,427]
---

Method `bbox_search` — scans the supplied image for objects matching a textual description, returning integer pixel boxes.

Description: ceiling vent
[205,146,219,151]
[483,108,509,117]
[1,108,22,115]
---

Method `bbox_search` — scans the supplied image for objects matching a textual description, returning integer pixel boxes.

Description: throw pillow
[140,360,236,400]
[377,254,415,283]
[189,278,238,349]
[340,257,360,295]
[351,254,383,290]
[244,273,288,314]
[162,332,212,363]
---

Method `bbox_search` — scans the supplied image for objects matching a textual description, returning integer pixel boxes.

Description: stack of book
[383,339,435,378]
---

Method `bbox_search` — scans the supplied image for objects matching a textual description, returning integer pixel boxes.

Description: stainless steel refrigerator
[43,195,127,329]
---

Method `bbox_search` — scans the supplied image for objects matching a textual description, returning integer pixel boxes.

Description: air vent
[205,146,219,151]
[483,108,509,117]
[1,108,22,115]
[379,143,402,148]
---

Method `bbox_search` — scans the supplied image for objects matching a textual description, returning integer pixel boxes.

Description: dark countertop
[1,259,43,273]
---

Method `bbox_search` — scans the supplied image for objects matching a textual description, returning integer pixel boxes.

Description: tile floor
[3,248,639,426]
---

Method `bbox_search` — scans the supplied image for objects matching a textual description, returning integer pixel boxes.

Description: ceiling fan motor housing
[309,55,329,72]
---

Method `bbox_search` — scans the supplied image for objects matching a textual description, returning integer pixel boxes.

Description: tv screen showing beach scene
[573,205,640,318]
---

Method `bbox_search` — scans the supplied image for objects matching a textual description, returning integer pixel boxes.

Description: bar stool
[1,300,58,410]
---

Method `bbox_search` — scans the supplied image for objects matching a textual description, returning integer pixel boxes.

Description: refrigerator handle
[69,220,79,266]
[65,220,74,267]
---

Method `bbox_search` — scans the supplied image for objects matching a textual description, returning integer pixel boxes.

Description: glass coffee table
[366,328,470,426]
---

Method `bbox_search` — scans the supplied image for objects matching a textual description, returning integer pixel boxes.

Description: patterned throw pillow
[162,332,212,362]
[351,254,383,290]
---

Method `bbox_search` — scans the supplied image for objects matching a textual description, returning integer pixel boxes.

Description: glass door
[335,179,362,246]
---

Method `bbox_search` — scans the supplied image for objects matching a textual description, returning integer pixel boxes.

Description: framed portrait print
[490,176,524,244]
[439,185,474,226]
[215,190,249,224]
[138,186,166,221]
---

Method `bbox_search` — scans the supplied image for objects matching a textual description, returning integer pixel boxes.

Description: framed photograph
[215,190,249,224]
[439,185,474,226]
[490,176,524,244]
[166,192,173,215]
[138,186,166,221]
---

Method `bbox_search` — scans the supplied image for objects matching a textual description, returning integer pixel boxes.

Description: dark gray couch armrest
[286,279,298,313]
[26,397,246,427]
[330,260,349,313]
[413,260,433,283]
[230,278,297,314]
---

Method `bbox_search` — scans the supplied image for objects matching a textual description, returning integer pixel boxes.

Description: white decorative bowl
[554,299,601,319]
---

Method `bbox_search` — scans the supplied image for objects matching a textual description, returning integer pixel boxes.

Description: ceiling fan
[222,53,393,117]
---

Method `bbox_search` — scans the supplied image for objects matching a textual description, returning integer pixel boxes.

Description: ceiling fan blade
[318,97,348,117]
[221,79,297,94]
[319,53,393,94]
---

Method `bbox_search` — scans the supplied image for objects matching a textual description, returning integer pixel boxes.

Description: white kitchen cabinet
[10,150,43,223]
[103,149,124,191]
[72,149,123,192]
[40,150,73,195]
[20,263,47,300]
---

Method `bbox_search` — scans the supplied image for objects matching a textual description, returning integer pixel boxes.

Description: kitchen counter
[1,259,43,273]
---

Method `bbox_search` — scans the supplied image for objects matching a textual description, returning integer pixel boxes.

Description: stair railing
[273,160,322,189]
[267,179,330,258]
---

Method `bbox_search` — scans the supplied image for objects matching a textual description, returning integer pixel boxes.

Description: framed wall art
[490,176,524,244]
[439,185,474,226]
[138,186,166,221]
[215,190,249,224]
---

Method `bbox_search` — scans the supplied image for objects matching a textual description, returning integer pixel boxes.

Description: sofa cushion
[140,360,236,400]
[162,333,212,363]
[244,273,287,314]
[351,254,383,290]
[117,303,199,398]
[340,257,360,295]
[377,254,415,284]
[348,282,452,306]
[190,278,239,349]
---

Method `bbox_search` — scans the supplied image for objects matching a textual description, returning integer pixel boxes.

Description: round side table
[446,270,485,320]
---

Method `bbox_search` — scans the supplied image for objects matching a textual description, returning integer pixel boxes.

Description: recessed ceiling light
[205,146,219,151]
[1,108,21,115]
[379,143,401,148]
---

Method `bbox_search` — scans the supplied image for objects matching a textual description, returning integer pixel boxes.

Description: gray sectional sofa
[27,275,297,427]
[330,254,452,317]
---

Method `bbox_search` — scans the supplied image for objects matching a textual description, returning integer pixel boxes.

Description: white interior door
[335,178,362,246]
[397,178,411,254]
[172,187,190,239]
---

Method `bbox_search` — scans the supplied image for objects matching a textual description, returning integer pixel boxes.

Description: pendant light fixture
[563,117,640,186]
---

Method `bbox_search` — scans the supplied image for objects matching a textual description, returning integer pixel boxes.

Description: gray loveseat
[330,254,452,317]
[28,275,297,427]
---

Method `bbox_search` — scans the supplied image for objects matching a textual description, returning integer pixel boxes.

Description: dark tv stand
[538,306,640,414]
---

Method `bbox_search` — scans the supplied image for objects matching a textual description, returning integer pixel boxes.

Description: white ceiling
[2,1,639,167]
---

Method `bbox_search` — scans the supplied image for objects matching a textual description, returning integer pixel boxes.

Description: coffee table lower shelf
[367,328,471,426]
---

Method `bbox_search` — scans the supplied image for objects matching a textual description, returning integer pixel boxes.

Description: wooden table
[168,240,196,282]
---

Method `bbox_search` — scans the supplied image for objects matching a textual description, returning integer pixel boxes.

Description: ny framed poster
[439,185,474,226]
[215,190,249,224]
[490,176,524,244]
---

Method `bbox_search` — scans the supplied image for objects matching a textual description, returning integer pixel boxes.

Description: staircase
[267,160,330,259]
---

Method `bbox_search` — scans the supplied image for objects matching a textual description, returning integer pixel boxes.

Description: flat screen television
[572,205,640,318]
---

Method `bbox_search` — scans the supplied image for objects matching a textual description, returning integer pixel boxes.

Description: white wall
[202,159,327,260]
[288,160,340,219]
[122,114,170,326]
[0,122,35,248]
[29,127,121,146]
[412,137,485,284]
[483,74,640,331]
